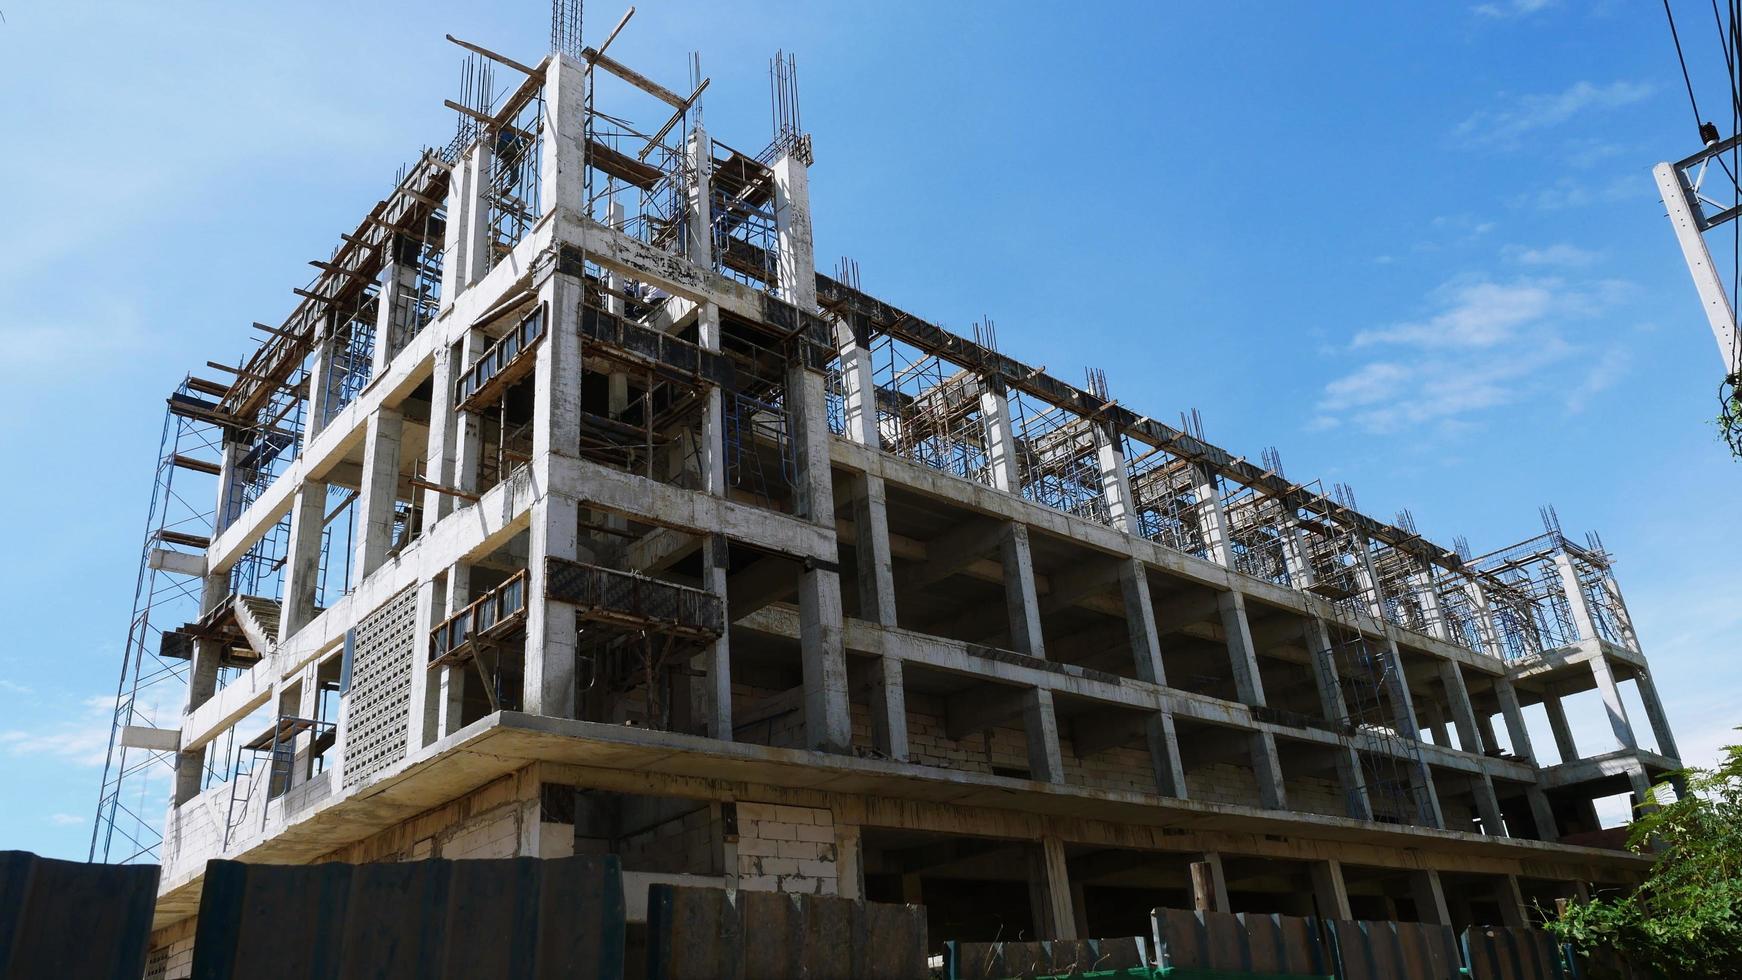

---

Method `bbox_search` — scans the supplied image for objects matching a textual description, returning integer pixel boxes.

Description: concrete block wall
[735,802,839,895]
[315,770,533,864]
[617,806,725,876]
[144,916,197,980]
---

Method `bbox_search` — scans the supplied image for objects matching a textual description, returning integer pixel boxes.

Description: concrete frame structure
[119,37,1680,966]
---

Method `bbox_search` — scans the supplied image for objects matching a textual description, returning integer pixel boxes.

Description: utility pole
[1653,134,1742,381]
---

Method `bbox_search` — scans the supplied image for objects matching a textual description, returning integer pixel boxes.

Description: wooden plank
[585,48,686,108]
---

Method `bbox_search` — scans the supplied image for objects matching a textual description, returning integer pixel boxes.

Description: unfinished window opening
[1222,484,1292,586]
[1274,739,1356,819]
[1006,389,1111,525]
[709,139,778,291]
[430,564,530,721]
[1435,576,1486,653]
[861,830,1041,947]
[1057,699,1167,796]
[1469,535,1579,651]
[1172,717,1265,806]
[1121,436,1210,560]
[896,664,1036,780]
[316,290,379,427]
[717,311,799,512]
[554,559,724,731]
[567,787,725,877]
[873,335,993,487]
[575,295,724,489]
[380,224,446,364]
[479,88,544,271]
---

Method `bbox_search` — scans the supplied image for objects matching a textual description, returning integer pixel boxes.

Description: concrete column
[979,383,1022,493]
[279,482,328,638]
[699,538,732,742]
[1192,465,1232,566]
[798,566,851,753]
[303,320,337,448]
[1001,523,1046,658]
[438,142,477,306]
[406,575,440,756]
[1249,731,1288,809]
[771,149,816,310]
[436,563,471,737]
[1145,712,1188,798]
[1024,689,1066,784]
[1526,786,1559,842]
[453,326,486,496]
[354,406,404,585]
[1410,869,1451,925]
[422,339,459,530]
[1627,765,1657,815]
[1030,836,1078,940]
[1216,591,1266,705]
[1476,713,1500,754]
[1496,875,1529,928]
[371,247,418,378]
[1463,578,1504,659]
[867,655,908,762]
[1543,694,1580,763]
[1472,773,1507,836]
[1094,423,1137,534]
[835,314,880,449]
[1279,517,1318,593]
[852,475,898,627]
[1553,552,1602,645]
[1410,569,1449,640]
[212,437,248,535]
[1120,559,1167,684]
[1436,662,1486,754]
[461,140,495,288]
[1350,537,1389,623]
[1633,671,1681,759]
[1192,854,1232,914]
[523,496,578,718]
[540,53,586,222]
[1378,639,1423,738]
[1493,678,1535,761]
[1587,654,1638,751]
[1596,569,1640,650]
[532,267,583,463]
[1303,618,1373,820]
[1309,859,1353,920]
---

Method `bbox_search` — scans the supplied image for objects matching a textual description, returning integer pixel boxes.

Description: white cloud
[1315,264,1634,434]
[1352,279,1560,349]
[1505,243,1599,267]
[0,305,146,382]
[1564,346,1629,413]
[0,679,34,696]
[1456,80,1653,148]
[49,813,83,827]
[1474,0,1556,18]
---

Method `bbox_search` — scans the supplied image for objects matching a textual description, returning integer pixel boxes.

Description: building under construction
[91,17,1685,973]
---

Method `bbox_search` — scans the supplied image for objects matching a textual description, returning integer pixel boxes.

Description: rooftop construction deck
[93,17,1684,968]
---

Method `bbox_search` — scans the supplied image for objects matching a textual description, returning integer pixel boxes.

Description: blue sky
[1,1,1737,859]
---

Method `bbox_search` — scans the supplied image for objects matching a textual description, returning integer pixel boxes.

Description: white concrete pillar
[532,268,583,463]
[372,245,418,379]
[1145,712,1188,799]
[1587,653,1639,752]
[422,338,460,530]
[1553,552,1602,645]
[1543,694,1580,763]
[439,145,477,306]
[798,565,851,753]
[1120,559,1167,684]
[1463,578,1504,659]
[1249,732,1288,810]
[1303,618,1373,821]
[1633,671,1681,759]
[279,482,328,638]
[771,150,816,310]
[1410,869,1451,925]
[436,563,471,738]
[461,140,495,288]
[1001,523,1046,658]
[1410,568,1449,640]
[1436,661,1486,754]
[1526,786,1559,842]
[1493,678,1536,761]
[1192,465,1233,566]
[1024,689,1066,784]
[979,384,1022,493]
[1497,875,1529,928]
[354,406,404,585]
[212,437,248,535]
[523,496,578,718]
[1094,424,1137,534]
[453,326,487,496]
[835,315,880,449]
[1030,836,1077,940]
[1216,591,1266,705]
[540,53,587,221]
[1472,773,1507,837]
[852,475,898,628]
[406,575,440,756]
[303,319,337,448]
[1310,859,1353,920]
